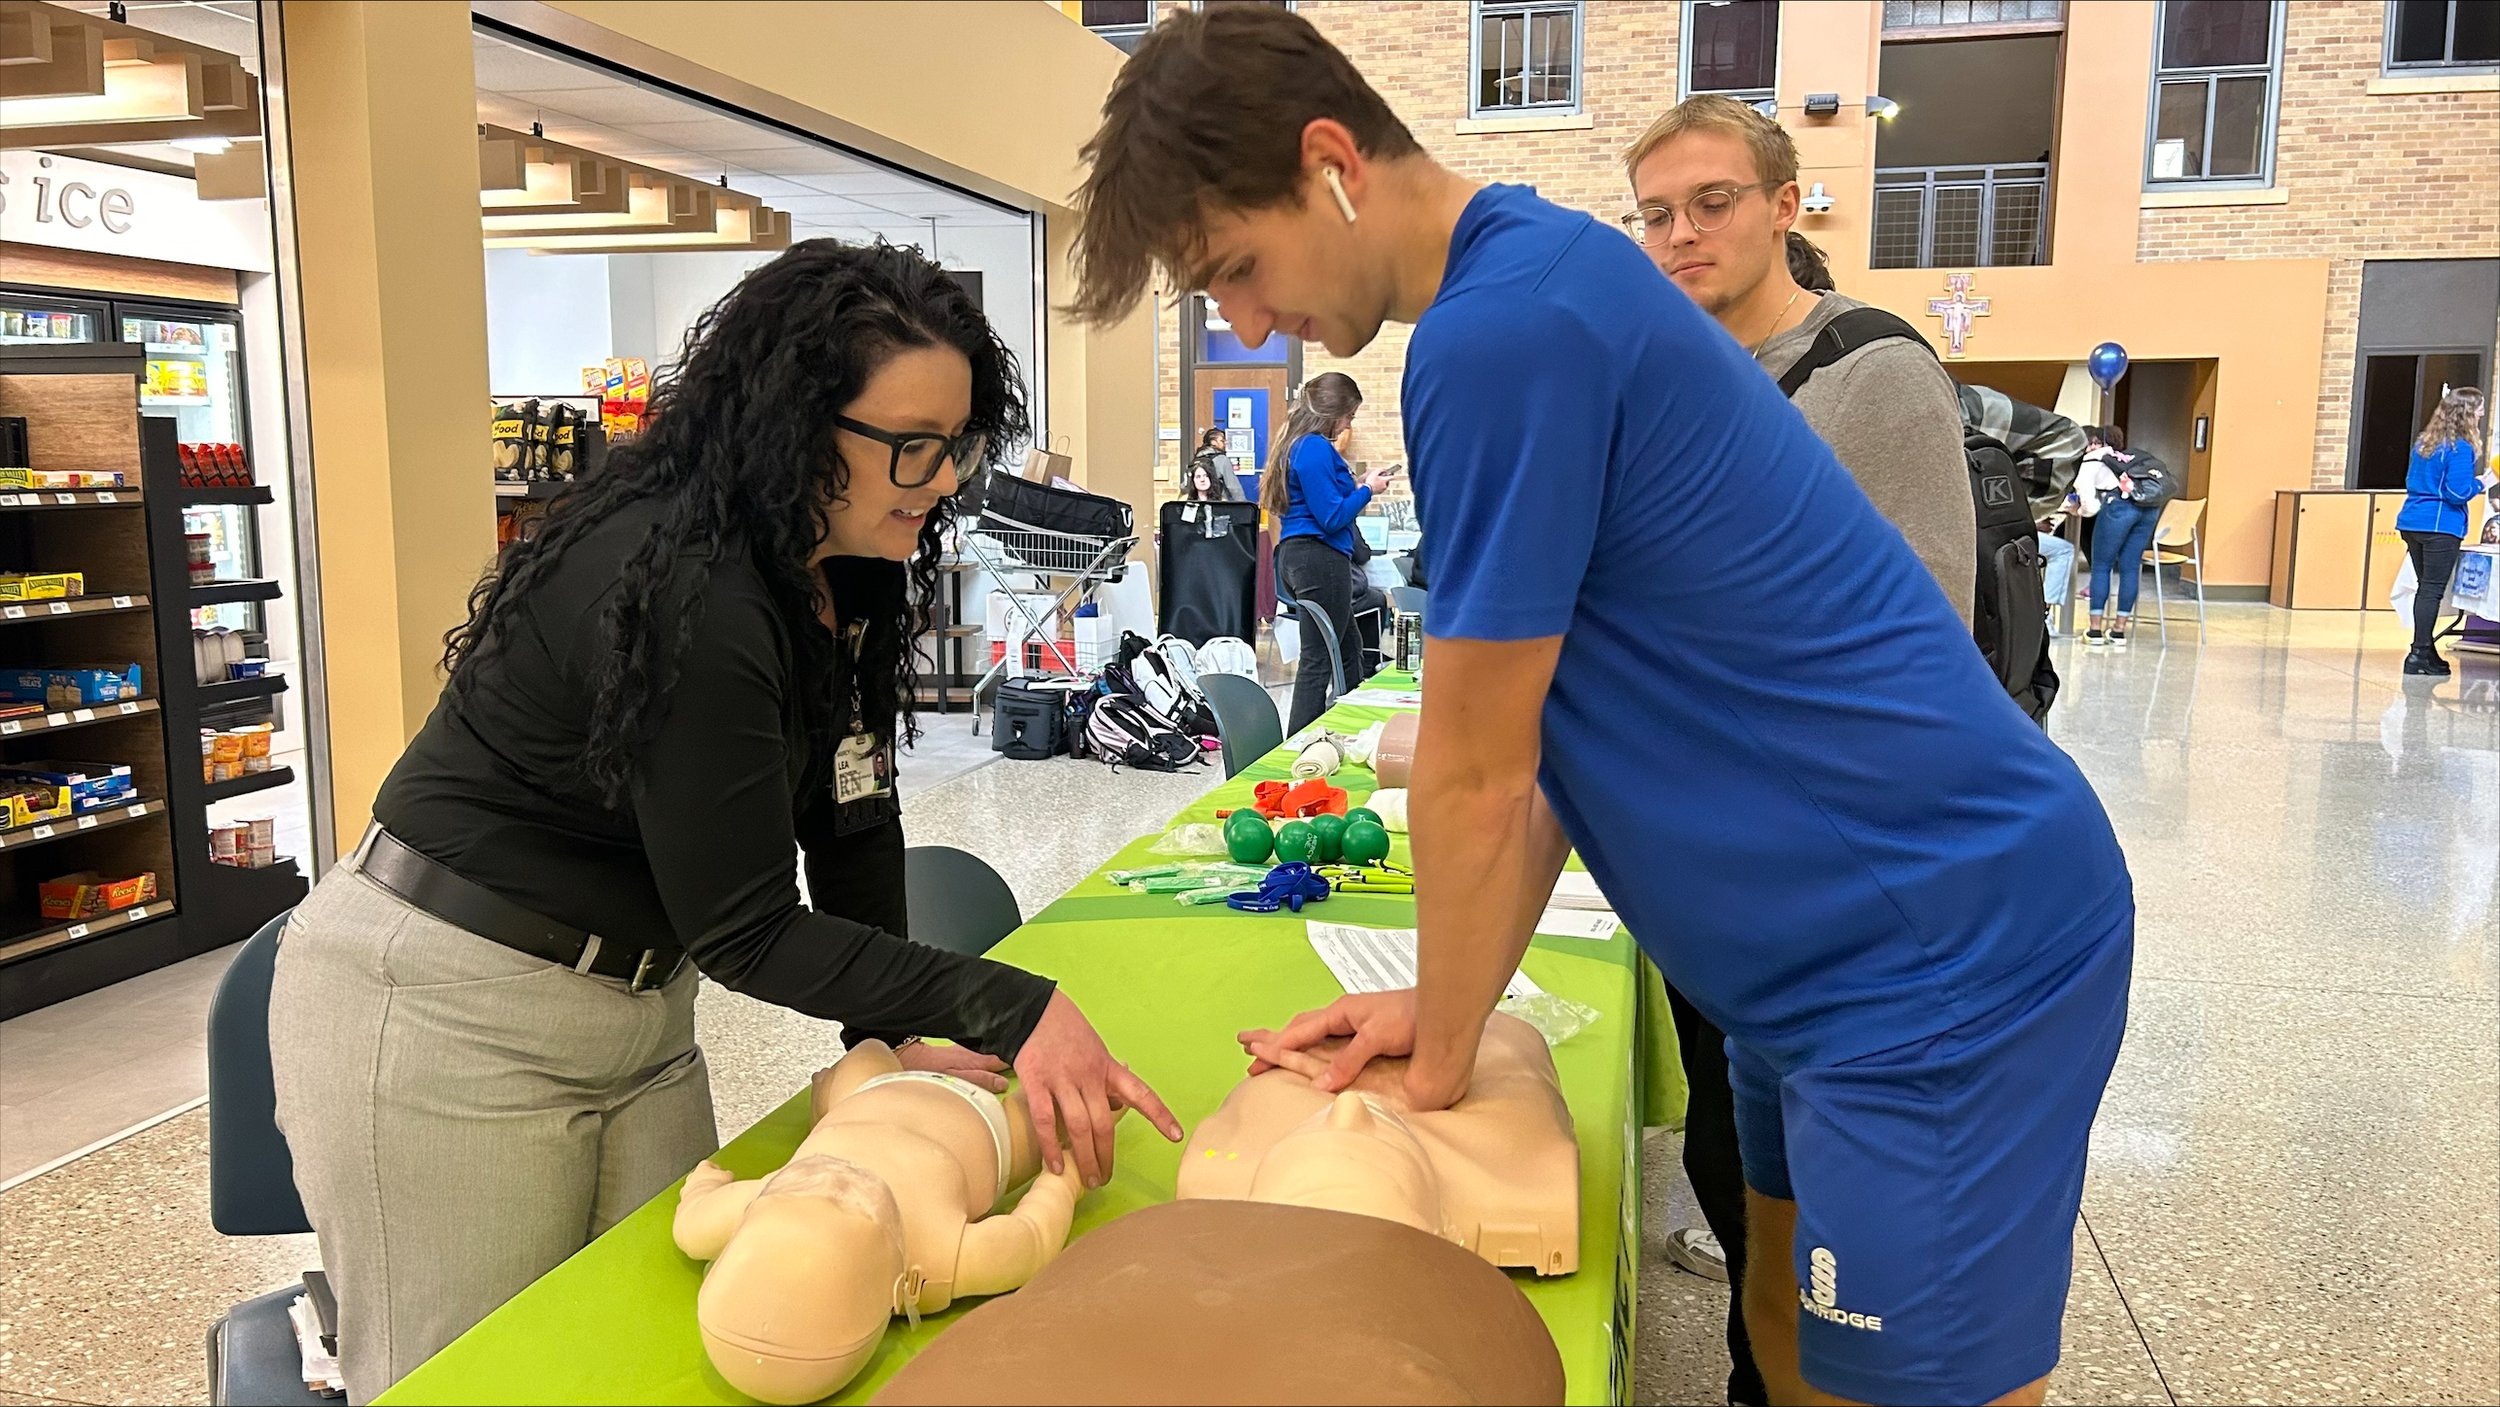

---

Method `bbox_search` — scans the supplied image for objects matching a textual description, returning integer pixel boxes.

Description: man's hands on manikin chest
[1238,635,1572,1111]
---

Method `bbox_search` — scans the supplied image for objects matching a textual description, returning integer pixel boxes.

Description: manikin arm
[673,1160,766,1261]
[812,1039,906,1120]
[950,1162,1086,1299]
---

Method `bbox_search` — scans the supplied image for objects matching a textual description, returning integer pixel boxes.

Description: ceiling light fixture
[0,0,262,150]
[475,125,791,255]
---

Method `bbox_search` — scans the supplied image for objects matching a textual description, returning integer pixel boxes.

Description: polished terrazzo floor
[2,604,2493,1405]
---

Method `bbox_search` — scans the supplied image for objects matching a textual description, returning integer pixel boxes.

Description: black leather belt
[355,826,687,993]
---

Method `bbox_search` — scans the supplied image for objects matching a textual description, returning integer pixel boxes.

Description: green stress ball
[1340,818,1392,866]
[1273,819,1319,864]
[1224,814,1274,865]
[1344,806,1383,830]
[1307,813,1348,863]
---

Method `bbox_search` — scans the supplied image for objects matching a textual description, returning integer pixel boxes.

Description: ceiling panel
[471,34,610,93]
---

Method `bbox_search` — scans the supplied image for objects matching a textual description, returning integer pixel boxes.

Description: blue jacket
[2397,439,2482,539]
[1277,432,1372,557]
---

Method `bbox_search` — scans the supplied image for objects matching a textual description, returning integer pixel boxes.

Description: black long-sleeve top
[372,498,1054,1057]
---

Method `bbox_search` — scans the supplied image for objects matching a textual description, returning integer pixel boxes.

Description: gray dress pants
[266,855,715,1403]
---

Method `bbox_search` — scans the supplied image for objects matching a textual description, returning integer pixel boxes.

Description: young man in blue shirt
[1072,10,2133,1404]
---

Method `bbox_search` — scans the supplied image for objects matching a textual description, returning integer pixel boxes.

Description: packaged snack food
[38,870,158,920]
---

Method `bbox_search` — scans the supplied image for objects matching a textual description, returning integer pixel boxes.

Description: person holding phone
[1264,370,1395,730]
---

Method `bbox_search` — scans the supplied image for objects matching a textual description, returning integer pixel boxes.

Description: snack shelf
[0,898,177,966]
[0,698,160,740]
[0,594,150,623]
[0,341,304,1019]
[0,489,142,510]
[180,485,272,507]
[198,674,288,708]
[190,577,282,606]
[203,766,294,805]
[0,797,164,854]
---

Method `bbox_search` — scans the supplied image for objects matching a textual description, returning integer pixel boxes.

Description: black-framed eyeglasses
[834,414,988,489]
[1617,181,1778,246]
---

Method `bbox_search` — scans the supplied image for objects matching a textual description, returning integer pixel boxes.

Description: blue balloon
[2088,342,2130,391]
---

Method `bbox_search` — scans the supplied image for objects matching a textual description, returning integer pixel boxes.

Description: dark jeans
[2405,530,2463,649]
[2088,496,2162,616]
[1665,979,1769,1407]
[1276,537,1364,735]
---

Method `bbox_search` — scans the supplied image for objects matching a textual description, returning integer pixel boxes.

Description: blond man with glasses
[1625,97,1972,625]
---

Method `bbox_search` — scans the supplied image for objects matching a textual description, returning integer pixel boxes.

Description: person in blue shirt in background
[1263,370,1397,731]
[2397,385,2488,677]
[1072,10,2132,1405]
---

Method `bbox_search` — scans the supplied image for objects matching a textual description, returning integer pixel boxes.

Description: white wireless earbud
[1322,166,1358,224]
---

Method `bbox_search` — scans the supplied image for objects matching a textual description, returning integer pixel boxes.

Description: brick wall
[1152,1,1686,491]
[2136,0,2500,487]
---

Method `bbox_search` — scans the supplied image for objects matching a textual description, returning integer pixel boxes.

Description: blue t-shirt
[2396,439,2481,539]
[1278,432,1372,557]
[1407,185,2131,1069]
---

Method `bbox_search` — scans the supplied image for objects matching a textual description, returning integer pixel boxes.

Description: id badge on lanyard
[832,622,898,836]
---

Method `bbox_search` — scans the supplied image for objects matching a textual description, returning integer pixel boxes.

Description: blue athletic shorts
[1728,915,2133,1404]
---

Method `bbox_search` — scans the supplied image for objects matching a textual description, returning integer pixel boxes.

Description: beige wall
[278,0,498,858]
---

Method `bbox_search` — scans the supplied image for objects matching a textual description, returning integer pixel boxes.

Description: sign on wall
[0,151,273,274]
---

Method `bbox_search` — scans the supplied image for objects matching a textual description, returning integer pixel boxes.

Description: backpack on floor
[1111,631,1219,740]
[1086,694,1203,773]
[1777,307,2060,726]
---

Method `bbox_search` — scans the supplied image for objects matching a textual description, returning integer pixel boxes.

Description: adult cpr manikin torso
[671,1041,1085,1404]
[1180,1010,1579,1274]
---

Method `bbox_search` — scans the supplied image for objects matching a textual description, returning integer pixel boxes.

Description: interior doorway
[2350,348,2486,490]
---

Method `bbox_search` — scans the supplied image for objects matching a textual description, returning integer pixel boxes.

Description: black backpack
[1776,307,2059,725]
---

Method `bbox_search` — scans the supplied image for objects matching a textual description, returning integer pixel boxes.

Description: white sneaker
[1665,1225,1730,1283]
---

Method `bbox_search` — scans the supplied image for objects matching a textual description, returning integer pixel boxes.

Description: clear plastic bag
[1498,991,1600,1046]
[1124,861,1272,894]
[1148,824,1230,857]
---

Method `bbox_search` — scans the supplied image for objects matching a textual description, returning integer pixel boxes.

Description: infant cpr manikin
[671,1040,1086,1403]
[1181,1009,1579,1274]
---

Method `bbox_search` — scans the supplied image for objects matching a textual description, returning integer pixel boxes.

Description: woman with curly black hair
[266,241,1177,1401]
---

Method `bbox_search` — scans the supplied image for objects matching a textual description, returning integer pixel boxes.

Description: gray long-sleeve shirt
[1756,292,1974,625]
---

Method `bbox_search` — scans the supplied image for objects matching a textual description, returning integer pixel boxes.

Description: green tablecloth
[383,674,1684,1407]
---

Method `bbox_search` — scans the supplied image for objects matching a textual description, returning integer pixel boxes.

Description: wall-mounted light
[1801,182,1834,215]
[1804,92,1841,117]
[1866,95,1903,121]
[1750,98,1779,119]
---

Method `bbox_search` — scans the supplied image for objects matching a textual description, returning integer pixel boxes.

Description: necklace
[1750,288,1803,358]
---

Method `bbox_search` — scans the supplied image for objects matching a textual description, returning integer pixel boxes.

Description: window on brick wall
[2386,1,2500,72]
[1472,1,1584,116]
[1683,1,1779,106]
[1081,0,1154,53]
[2146,1,2284,188]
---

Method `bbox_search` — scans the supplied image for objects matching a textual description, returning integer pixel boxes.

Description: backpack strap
[1774,307,1933,399]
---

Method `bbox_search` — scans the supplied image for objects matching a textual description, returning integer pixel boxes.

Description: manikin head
[696,1157,906,1405]
[1071,5,1425,356]
[1622,96,1805,322]
[1247,1092,1445,1237]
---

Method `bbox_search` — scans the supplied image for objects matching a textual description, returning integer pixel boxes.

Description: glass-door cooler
[0,291,108,346]
[116,306,258,630]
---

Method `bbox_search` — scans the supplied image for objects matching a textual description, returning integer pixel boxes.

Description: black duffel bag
[980,471,1133,543]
